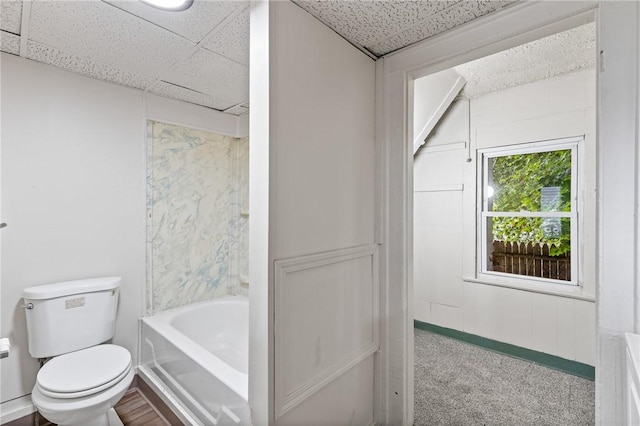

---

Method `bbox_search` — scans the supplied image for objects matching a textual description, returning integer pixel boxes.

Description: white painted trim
[478,136,583,157]
[413,76,466,154]
[378,2,600,424]
[248,1,271,424]
[145,93,242,138]
[278,343,378,418]
[378,54,414,425]
[0,395,35,424]
[636,0,640,337]
[274,244,379,420]
[463,277,595,302]
[414,184,463,193]
[417,141,467,155]
[596,3,640,423]
[482,211,572,219]
[274,244,378,274]
[373,58,387,425]
[385,2,597,75]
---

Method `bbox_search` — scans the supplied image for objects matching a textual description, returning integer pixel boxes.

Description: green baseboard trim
[414,320,595,381]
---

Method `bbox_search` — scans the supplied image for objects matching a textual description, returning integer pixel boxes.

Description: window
[479,137,580,285]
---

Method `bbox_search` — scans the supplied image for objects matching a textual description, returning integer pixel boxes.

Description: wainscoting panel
[274,244,379,419]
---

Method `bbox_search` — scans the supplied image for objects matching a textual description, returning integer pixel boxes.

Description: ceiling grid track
[145,3,250,94]
[19,0,31,57]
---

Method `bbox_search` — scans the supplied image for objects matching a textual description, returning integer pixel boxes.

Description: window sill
[462,275,595,302]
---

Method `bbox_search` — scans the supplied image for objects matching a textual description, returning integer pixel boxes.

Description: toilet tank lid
[23,277,122,300]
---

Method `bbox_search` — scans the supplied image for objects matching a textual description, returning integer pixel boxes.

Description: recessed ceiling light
[139,0,194,11]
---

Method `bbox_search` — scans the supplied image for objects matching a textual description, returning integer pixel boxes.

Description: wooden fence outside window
[490,241,570,281]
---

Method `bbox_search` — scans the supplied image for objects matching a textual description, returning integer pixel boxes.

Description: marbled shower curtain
[147,121,248,314]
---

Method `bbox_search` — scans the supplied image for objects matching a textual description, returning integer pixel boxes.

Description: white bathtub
[140,296,249,425]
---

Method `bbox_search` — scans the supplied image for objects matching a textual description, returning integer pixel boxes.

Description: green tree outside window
[489,149,572,256]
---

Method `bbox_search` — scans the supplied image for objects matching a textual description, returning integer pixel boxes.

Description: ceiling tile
[293,0,460,54]
[26,40,157,90]
[202,8,249,66]
[0,30,20,55]
[294,0,517,57]
[162,48,248,105]
[150,81,238,111]
[367,1,505,56]
[28,0,195,78]
[0,0,22,35]
[102,0,245,43]
[455,22,596,98]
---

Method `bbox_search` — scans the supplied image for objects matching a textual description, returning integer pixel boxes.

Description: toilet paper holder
[0,338,11,359]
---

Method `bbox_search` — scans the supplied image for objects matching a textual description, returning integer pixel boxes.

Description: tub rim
[141,296,248,401]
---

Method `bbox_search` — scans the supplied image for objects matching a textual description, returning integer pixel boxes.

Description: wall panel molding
[274,244,379,419]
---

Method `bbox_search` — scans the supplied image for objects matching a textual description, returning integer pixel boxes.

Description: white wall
[0,53,245,413]
[249,1,377,423]
[0,53,145,404]
[414,69,597,365]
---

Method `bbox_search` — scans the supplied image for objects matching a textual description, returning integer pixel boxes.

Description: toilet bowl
[31,344,134,426]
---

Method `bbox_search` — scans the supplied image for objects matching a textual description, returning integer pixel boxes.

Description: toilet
[23,277,134,426]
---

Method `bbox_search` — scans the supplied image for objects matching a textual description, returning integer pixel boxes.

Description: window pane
[487,150,572,213]
[486,217,571,281]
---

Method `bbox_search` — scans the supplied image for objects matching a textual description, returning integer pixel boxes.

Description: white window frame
[478,136,582,287]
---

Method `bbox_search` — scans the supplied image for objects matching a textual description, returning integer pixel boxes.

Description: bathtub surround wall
[0,53,246,421]
[225,134,249,294]
[148,122,249,314]
[228,136,250,298]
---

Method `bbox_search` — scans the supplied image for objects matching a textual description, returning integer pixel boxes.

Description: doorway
[375,2,640,424]
[411,22,596,424]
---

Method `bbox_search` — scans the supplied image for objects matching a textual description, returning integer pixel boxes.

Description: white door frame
[377,1,639,424]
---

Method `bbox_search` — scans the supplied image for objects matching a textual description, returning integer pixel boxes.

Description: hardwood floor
[115,388,172,425]
[6,374,184,426]
[34,388,173,426]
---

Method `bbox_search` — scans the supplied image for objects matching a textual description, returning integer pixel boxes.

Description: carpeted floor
[414,329,595,426]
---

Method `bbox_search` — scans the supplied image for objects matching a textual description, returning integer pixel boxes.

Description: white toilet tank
[23,277,122,358]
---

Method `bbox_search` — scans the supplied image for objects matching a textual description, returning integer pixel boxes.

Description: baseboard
[0,396,35,425]
[414,320,595,381]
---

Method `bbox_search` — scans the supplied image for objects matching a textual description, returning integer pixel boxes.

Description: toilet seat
[31,365,134,426]
[37,344,132,399]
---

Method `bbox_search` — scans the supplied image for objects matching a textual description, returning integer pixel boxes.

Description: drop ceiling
[0,0,250,115]
[0,0,521,115]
